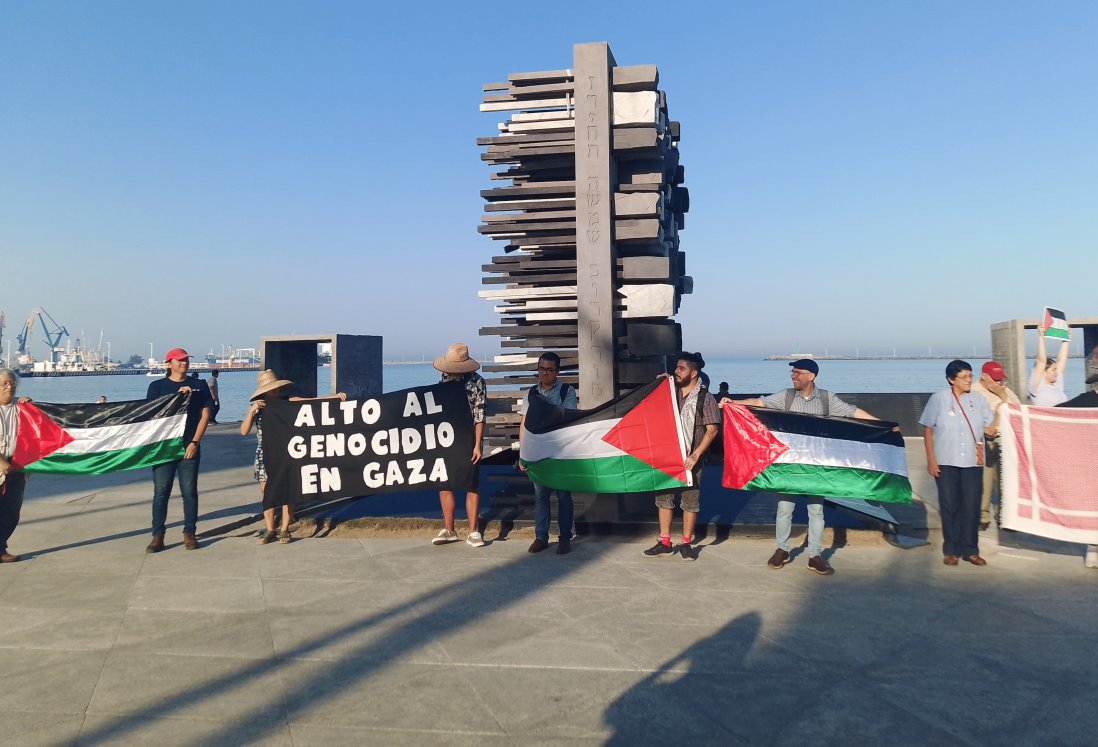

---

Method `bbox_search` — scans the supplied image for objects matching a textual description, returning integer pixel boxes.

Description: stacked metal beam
[477,43,690,453]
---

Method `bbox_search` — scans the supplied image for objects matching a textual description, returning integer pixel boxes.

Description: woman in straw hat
[431,343,487,548]
[241,370,346,545]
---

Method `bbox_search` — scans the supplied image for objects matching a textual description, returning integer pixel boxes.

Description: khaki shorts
[653,467,702,513]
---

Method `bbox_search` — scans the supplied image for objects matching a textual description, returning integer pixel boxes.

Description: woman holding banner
[241,370,346,545]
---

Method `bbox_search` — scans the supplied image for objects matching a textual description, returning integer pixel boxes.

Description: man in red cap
[145,348,212,552]
[970,360,1020,530]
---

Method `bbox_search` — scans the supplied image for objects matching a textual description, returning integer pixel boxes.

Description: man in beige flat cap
[431,343,486,548]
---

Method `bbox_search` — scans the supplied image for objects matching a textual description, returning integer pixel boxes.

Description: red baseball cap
[981,361,1006,381]
[164,347,190,362]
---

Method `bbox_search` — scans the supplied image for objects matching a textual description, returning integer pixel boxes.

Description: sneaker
[256,530,276,545]
[556,539,571,555]
[1086,546,1098,569]
[643,540,674,557]
[679,541,695,561]
[528,538,549,553]
[432,529,458,545]
[807,555,835,575]
[466,531,486,548]
[767,548,790,569]
[145,532,165,554]
[182,533,200,551]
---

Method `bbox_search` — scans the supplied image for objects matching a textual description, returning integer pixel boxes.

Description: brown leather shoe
[182,533,199,551]
[807,555,835,575]
[0,552,20,563]
[963,555,987,566]
[943,555,959,566]
[528,538,548,553]
[767,548,790,569]
[145,532,165,554]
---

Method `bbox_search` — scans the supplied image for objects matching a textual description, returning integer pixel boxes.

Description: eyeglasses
[536,367,557,373]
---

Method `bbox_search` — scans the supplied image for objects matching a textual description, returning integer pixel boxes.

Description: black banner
[262,382,474,503]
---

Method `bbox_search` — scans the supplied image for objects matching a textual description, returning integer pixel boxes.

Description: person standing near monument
[519,352,578,555]
[723,359,884,575]
[1029,323,1070,406]
[970,360,1019,530]
[145,348,212,552]
[432,343,486,548]
[920,359,996,567]
[642,352,720,561]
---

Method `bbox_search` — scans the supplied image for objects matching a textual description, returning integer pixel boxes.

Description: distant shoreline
[765,354,1088,361]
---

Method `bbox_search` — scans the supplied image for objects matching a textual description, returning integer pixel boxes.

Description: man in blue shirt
[519,352,578,555]
[145,347,212,552]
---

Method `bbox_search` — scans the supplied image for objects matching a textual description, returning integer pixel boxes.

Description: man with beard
[642,352,720,561]
[724,359,883,575]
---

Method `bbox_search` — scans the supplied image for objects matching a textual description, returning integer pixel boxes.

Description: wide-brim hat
[250,369,293,400]
[433,343,480,374]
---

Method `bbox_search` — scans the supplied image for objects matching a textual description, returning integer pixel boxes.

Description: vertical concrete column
[574,42,617,407]
[991,319,1031,403]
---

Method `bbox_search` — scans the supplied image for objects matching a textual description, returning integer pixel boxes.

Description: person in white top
[1028,323,1069,407]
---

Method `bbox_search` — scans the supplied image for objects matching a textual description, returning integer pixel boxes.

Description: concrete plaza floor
[1,424,1097,746]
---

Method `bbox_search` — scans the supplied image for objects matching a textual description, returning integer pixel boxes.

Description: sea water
[16,357,1089,423]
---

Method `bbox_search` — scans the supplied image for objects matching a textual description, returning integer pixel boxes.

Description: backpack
[529,382,574,405]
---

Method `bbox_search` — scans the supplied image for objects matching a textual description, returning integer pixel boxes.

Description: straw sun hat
[250,369,293,401]
[433,343,480,374]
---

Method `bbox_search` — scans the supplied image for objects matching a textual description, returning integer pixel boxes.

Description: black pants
[936,465,982,557]
[0,472,26,554]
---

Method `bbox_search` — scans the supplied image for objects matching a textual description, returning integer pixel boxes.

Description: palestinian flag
[520,377,690,493]
[722,404,911,504]
[12,393,189,474]
[1043,307,1070,342]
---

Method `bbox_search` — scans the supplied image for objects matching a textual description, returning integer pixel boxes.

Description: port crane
[15,307,70,364]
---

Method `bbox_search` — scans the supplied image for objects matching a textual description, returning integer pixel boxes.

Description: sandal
[256,530,276,545]
[278,529,292,544]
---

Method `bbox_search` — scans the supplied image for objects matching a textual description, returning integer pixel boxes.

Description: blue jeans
[533,482,573,542]
[151,454,200,535]
[776,496,825,557]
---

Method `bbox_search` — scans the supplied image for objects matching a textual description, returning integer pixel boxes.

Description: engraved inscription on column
[574,42,616,407]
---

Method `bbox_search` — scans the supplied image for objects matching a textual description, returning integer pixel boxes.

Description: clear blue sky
[2,1,1095,363]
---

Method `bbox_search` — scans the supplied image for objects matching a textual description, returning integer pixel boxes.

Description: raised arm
[721,397,762,407]
[1033,325,1049,380]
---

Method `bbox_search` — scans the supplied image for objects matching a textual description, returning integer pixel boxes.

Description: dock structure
[477,42,691,453]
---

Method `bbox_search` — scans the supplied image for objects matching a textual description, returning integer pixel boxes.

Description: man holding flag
[724,359,884,575]
[519,352,578,555]
[0,369,31,562]
[642,352,720,561]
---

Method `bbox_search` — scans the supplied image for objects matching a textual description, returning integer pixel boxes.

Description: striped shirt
[759,387,856,417]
